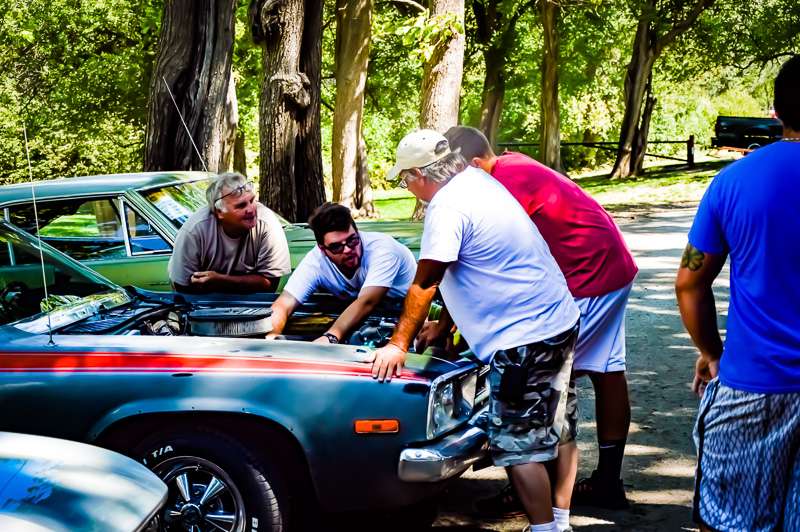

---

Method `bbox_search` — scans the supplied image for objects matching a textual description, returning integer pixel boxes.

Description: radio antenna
[22,123,55,346]
[162,76,209,172]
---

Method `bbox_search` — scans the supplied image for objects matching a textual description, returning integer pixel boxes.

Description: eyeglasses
[323,233,361,254]
[216,181,254,202]
[393,173,416,189]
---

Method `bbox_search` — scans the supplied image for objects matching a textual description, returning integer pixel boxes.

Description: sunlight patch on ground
[628,488,694,505]
[624,444,670,456]
[642,457,697,479]
[569,515,617,527]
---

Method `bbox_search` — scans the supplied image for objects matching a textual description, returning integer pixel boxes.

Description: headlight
[426,369,479,439]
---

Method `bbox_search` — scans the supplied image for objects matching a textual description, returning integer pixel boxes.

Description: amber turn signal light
[354,419,400,434]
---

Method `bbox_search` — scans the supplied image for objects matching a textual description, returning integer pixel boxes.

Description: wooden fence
[497,135,696,168]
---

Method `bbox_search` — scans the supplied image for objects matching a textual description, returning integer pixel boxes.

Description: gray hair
[401,152,467,186]
[206,172,248,212]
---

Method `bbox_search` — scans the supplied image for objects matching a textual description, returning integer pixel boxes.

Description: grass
[370,160,730,220]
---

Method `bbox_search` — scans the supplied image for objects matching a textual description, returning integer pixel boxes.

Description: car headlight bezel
[426,367,480,440]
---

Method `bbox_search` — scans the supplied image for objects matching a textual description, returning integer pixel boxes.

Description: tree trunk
[251,0,325,222]
[610,13,656,179]
[478,47,506,147]
[294,0,326,222]
[221,70,239,172]
[144,0,237,173]
[539,0,564,174]
[632,74,656,175]
[420,0,465,131]
[473,0,524,148]
[414,0,465,220]
[610,0,714,179]
[355,135,376,217]
[233,129,247,176]
[332,0,373,214]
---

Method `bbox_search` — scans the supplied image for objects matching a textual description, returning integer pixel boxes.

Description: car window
[143,179,293,229]
[123,203,169,254]
[143,180,209,229]
[9,199,127,261]
[0,225,117,326]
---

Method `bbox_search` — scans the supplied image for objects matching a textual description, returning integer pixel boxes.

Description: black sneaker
[572,470,630,510]
[472,484,526,518]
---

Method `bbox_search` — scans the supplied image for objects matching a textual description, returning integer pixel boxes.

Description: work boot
[572,470,630,510]
[473,484,525,518]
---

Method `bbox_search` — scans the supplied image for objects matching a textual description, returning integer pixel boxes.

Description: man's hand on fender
[369,342,406,383]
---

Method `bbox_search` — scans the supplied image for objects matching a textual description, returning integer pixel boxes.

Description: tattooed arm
[675,243,727,395]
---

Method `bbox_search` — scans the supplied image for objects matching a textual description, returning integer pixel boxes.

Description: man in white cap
[371,129,581,532]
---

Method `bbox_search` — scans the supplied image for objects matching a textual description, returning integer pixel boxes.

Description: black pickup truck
[712,116,783,150]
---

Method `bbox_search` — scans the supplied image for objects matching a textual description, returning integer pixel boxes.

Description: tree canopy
[0,0,797,194]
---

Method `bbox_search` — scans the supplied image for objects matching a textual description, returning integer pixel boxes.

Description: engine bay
[59,298,399,348]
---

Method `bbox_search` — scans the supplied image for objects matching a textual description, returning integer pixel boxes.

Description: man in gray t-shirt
[168,172,291,294]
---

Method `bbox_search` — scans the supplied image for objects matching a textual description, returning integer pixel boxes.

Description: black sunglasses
[323,233,361,254]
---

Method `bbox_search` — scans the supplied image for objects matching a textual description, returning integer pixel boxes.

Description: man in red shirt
[440,126,638,512]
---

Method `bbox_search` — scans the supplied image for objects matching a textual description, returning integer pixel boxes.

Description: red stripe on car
[0,352,428,382]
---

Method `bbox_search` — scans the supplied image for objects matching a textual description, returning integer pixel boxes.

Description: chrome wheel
[154,456,244,532]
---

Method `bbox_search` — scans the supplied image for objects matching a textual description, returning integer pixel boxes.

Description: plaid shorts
[487,323,579,467]
[694,378,800,531]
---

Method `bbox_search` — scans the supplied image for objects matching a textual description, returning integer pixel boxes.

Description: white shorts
[573,281,633,373]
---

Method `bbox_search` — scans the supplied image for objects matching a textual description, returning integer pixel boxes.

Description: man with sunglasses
[267,202,416,344]
[169,172,291,293]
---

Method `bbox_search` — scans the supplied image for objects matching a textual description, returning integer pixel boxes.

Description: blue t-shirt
[688,141,800,393]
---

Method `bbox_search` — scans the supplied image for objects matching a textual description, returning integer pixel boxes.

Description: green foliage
[0,0,161,183]
[0,0,796,192]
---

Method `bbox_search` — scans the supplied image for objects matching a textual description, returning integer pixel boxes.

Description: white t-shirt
[420,166,579,363]
[283,231,417,304]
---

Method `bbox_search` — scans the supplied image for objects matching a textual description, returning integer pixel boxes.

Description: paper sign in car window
[150,192,192,223]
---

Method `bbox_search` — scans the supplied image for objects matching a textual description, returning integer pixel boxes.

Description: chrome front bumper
[397,426,488,482]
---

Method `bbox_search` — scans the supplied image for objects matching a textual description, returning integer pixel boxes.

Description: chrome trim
[426,367,465,440]
[398,426,488,482]
[475,365,490,405]
[117,198,134,258]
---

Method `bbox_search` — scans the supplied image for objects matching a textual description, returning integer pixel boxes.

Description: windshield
[142,179,294,228]
[0,222,121,326]
[142,180,210,229]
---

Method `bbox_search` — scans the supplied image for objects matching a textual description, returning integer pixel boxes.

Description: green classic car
[0,172,422,291]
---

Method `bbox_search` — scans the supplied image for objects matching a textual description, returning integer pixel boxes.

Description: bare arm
[318,286,390,343]
[370,259,450,381]
[675,243,727,395]
[183,271,280,293]
[267,292,300,337]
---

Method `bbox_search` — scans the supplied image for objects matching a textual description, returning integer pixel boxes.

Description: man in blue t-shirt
[676,55,800,532]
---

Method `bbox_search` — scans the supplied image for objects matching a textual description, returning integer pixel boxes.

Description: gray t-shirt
[168,203,291,287]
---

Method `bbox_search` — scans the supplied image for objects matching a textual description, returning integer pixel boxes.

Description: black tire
[131,427,288,532]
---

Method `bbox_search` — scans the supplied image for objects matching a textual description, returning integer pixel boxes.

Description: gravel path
[433,206,731,531]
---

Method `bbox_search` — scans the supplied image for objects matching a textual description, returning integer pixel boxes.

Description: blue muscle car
[0,220,487,531]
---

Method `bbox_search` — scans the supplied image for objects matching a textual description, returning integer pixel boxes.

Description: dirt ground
[432,205,731,532]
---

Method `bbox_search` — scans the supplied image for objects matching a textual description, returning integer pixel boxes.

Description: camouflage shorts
[487,323,579,467]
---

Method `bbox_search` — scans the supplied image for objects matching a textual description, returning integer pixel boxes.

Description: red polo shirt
[491,152,637,298]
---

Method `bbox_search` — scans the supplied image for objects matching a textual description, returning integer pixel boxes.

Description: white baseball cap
[387,129,451,180]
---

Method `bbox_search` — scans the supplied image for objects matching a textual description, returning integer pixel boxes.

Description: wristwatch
[322,332,339,344]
